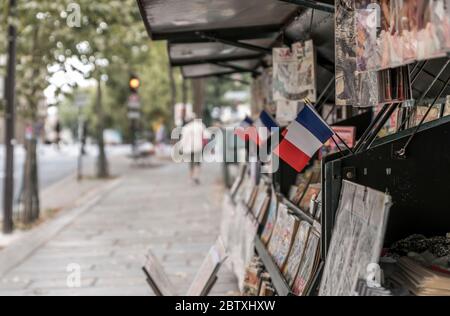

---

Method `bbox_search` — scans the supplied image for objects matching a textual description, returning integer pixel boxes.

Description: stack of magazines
[390,257,450,296]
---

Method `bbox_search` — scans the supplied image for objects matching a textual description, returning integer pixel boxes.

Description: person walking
[180,116,208,184]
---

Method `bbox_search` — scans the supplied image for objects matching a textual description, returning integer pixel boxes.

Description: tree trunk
[168,62,177,129]
[21,133,40,224]
[192,78,205,118]
[96,79,109,178]
[21,25,41,225]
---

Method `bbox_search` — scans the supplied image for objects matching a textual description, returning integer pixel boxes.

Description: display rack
[254,237,293,297]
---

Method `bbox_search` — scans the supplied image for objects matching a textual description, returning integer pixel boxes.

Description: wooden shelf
[254,237,293,297]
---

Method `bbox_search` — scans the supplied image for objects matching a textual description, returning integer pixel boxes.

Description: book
[260,190,279,244]
[292,229,321,296]
[267,204,299,271]
[283,221,312,287]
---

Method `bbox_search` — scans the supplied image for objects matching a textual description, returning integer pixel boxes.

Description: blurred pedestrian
[180,115,208,184]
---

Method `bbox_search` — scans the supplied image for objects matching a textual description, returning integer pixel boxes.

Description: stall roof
[181,59,261,79]
[168,37,277,67]
[137,0,301,41]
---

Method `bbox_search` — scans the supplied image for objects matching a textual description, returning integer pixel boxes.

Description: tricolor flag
[253,111,280,145]
[235,116,254,141]
[274,104,334,172]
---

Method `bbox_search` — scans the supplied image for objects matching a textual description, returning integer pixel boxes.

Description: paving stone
[0,161,238,296]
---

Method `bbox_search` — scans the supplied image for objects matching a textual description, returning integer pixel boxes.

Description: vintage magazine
[267,204,299,270]
[260,190,279,245]
[319,181,392,296]
[273,47,299,101]
[283,221,312,286]
[293,40,317,102]
[292,229,321,296]
[273,41,317,102]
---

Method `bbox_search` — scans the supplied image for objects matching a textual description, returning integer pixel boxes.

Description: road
[0,144,92,215]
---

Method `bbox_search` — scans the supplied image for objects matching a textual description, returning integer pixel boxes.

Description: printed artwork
[292,230,321,296]
[260,191,278,245]
[336,0,358,106]
[283,221,312,286]
[273,41,317,103]
[319,181,392,296]
[355,0,450,70]
[293,41,317,103]
[356,6,379,72]
[267,204,298,270]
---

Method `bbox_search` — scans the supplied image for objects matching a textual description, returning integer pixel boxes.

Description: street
[0,144,93,215]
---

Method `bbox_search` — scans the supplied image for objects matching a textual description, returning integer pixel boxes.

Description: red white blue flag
[274,104,334,172]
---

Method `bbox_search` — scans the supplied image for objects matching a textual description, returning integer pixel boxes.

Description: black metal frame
[279,0,335,13]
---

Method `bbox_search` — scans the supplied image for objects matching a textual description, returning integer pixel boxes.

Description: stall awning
[137,0,300,41]
[181,59,261,79]
[169,38,277,67]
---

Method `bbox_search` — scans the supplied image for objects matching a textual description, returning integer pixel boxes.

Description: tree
[0,0,157,224]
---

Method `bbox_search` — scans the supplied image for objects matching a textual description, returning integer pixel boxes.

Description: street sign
[74,92,89,108]
[128,111,141,120]
[128,93,141,110]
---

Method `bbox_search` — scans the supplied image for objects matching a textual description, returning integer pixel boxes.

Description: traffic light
[129,75,140,93]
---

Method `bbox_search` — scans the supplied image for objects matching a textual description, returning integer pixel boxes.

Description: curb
[0,177,122,279]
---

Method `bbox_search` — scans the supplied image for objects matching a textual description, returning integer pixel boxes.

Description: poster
[273,41,316,102]
[319,181,392,296]
[336,0,358,106]
[293,40,317,103]
[356,7,379,72]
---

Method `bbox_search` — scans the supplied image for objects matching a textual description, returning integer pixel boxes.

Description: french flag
[235,116,255,141]
[274,104,334,172]
[253,111,280,145]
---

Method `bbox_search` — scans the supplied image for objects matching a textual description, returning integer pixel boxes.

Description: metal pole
[3,0,17,234]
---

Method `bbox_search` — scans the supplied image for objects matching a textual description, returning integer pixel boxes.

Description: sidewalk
[0,158,238,296]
